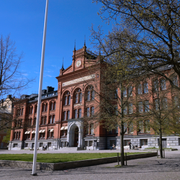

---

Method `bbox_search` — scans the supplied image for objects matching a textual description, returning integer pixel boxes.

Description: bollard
[125,153,127,166]
[117,153,119,165]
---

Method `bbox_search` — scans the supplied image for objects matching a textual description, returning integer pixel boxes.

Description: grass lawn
[0,152,142,163]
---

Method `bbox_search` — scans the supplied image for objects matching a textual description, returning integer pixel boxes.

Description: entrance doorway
[74,127,78,147]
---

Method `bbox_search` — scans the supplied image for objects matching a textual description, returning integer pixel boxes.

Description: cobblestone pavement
[0,151,180,180]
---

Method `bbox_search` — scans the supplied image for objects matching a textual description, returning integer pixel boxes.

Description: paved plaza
[0,150,180,180]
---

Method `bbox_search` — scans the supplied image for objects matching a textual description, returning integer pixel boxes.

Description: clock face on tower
[76,60,81,67]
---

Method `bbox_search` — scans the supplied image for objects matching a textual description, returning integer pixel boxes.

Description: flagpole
[32,0,49,175]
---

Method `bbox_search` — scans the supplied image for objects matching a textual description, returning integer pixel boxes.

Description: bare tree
[0,35,31,132]
[0,35,30,98]
[92,0,180,89]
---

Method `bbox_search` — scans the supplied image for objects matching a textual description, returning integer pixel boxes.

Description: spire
[61,58,64,71]
[74,40,76,51]
[84,35,86,47]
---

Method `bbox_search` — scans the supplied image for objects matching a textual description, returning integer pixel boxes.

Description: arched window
[74,88,82,104]
[64,91,71,105]
[85,85,95,101]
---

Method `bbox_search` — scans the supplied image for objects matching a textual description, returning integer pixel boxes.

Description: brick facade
[9,46,180,150]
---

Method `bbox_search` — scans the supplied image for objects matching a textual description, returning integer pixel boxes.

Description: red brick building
[9,45,180,150]
[9,46,108,150]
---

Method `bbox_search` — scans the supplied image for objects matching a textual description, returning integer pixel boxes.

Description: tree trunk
[159,129,163,158]
[120,123,124,166]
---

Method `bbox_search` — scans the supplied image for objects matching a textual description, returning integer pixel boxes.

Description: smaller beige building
[0,95,14,149]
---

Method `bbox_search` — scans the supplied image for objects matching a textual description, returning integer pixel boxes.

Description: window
[33,118,36,126]
[86,107,90,117]
[79,93,82,103]
[17,119,22,128]
[124,122,127,134]
[115,106,118,116]
[86,85,94,101]
[75,93,78,103]
[17,108,24,116]
[14,131,21,140]
[160,79,166,90]
[144,101,149,112]
[92,90,95,100]
[173,76,178,86]
[137,84,142,94]
[39,132,45,139]
[52,115,55,123]
[138,102,143,113]
[42,103,47,112]
[154,99,159,110]
[90,124,94,135]
[87,91,90,101]
[138,120,144,133]
[145,120,150,133]
[68,96,71,105]
[128,86,132,96]
[162,97,168,109]
[63,111,66,120]
[74,109,78,119]
[49,115,55,124]
[29,106,33,114]
[91,106,94,116]
[74,88,82,104]
[143,82,148,93]
[140,139,148,146]
[28,118,32,126]
[49,115,53,124]
[123,88,127,97]
[35,105,37,113]
[78,109,82,118]
[25,134,30,140]
[114,89,118,99]
[48,130,54,138]
[64,91,71,105]
[129,103,133,114]
[41,116,46,125]
[129,122,133,133]
[153,80,159,92]
[173,96,179,108]
[50,102,56,110]
[67,110,70,120]
[123,106,127,115]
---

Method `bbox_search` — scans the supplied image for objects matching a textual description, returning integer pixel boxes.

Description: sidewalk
[0,151,180,180]
[0,148,147,154]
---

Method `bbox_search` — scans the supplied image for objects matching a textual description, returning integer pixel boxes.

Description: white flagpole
[32,0,49,176]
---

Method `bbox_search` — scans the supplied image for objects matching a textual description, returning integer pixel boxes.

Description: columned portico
[67,119,83,148]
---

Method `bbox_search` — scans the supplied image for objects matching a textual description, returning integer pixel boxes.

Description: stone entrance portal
[67,120,83,148]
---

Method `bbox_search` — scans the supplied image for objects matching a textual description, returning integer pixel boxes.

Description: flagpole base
[32,173,38,176]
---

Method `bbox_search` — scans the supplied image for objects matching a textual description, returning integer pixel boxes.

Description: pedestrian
[128,142,131,150]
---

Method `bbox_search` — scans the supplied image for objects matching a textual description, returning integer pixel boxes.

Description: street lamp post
[32,0,49,176]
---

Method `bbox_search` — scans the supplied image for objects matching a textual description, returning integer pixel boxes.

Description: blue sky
[0,0,112,97]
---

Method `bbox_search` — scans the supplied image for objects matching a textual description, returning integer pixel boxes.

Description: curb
[0,152,157,171]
